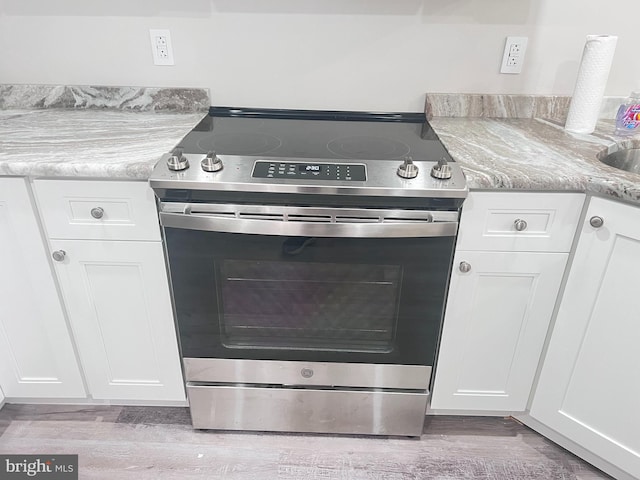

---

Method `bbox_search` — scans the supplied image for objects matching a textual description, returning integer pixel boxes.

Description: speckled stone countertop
[0,85,207,179]
[429,117,640,204]
[2,88,639,204]
[0,109,204,179]
[424,94,640,204]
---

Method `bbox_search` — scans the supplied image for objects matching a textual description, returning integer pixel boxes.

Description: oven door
[160,202,458,368]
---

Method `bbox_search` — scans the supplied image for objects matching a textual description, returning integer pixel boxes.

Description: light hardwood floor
[0,405,610,479]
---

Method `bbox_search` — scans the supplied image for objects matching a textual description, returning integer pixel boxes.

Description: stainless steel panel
[161,202,458,237]
[149,154,468,199]
[161,202,459,223]
[599,147,640,174]
[187,383,428,436]
[184,358,431,390]
[161,212,457,238]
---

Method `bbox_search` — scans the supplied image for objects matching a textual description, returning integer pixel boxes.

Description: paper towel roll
[565,35,618,134]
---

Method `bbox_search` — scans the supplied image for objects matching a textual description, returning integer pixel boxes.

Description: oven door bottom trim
[187,383,428,436]
[183,358,431,390]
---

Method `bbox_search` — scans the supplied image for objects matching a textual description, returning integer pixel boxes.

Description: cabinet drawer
[34,180,160,241]
[456,192,585,252]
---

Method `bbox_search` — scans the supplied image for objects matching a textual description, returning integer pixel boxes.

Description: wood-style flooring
[0,404,611,479]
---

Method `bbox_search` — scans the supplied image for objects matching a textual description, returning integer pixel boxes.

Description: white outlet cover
[500,36,528,74]
[150,29,175,66]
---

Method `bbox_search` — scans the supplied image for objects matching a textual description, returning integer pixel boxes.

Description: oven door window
[165,229,455,366]
[219,259,400,353]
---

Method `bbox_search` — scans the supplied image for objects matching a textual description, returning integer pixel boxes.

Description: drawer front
[34,180,160,241]
[187,384,428,436]
[456,192,585,252]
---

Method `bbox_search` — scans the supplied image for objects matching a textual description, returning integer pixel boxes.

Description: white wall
[0,0,638,111]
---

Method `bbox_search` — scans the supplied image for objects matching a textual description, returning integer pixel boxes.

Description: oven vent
[288,214,333,223]
[383,214,434,224]
[163,203,452,225]
[335,215,380,224]
[195,211,236,218]
[238,212,285,221]
[186,207,236,218]
[200,211,437,224]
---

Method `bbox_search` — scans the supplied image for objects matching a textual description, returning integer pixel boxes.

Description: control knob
[201,151,223,172]
[167,148,189,171]
[397,157,419,179]
[430,158,453,179]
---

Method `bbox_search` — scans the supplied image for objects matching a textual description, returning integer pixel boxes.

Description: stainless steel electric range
[149,107,467,436]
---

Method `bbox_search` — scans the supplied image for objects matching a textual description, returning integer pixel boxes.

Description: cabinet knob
[589,216,604,228]
[459,261,472,273]
[52,250,66,262]
[514,218,528,231]
[90,207,104,219]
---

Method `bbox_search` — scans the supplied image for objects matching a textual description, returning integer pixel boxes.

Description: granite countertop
[430,117,640,204]
[425,93,640,204]
[0,84,207,180]
[0,109,204,179]
[1,87,639,205]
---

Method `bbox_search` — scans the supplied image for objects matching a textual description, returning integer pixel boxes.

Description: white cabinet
[0,385,4,407]
[431,251,568,411]
[0,178,85,399]
[455,192,586,252]
[51,240,185,402]
[431,192,584,412]
[35,180,161,241]
[530,197,640,479]
[33,179,185,403]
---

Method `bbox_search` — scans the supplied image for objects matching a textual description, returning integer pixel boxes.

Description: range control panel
[252,161,367,181]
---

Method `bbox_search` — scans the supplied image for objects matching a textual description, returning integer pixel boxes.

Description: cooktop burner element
[197,132,283,156]
[150,107,468,205]
[326,136,411,160]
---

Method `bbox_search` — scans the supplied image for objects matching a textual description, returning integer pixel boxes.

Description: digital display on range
[299,164,322,172]
[252,161,367,181]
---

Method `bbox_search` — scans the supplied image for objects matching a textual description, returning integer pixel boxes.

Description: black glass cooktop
[175,107,454,162]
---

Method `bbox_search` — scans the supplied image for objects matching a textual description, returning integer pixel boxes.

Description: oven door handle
[159,211,458,238]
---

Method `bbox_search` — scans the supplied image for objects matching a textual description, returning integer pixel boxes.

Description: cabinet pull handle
[589,216,604,228]
[91,207,104,219]
[514,218,528,231]
[459,261,472,273]
[52,250,66,262]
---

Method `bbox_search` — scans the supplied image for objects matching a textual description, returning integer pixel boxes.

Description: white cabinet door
[530,197,640,479]
[431,250,568,411]
[51,239,185,402]
[0,385,5,407]
[0,178,85,398]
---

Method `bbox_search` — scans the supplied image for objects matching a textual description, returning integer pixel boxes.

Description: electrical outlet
[149,29,174,66]
[500,36,528,74]
[509,44,521,56]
